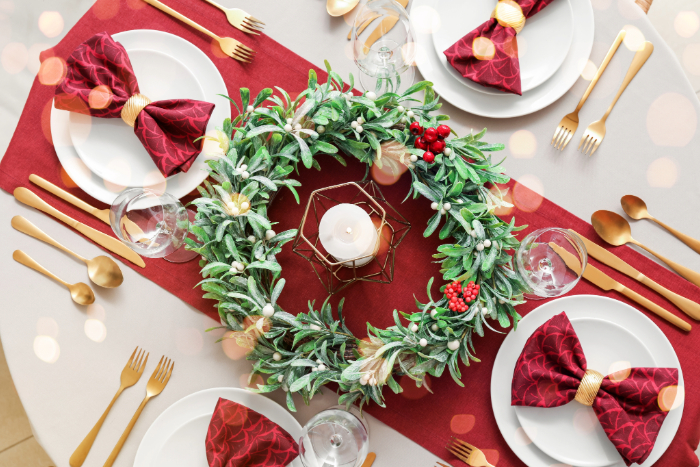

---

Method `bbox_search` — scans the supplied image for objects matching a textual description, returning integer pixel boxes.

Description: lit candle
[318,203,378,267]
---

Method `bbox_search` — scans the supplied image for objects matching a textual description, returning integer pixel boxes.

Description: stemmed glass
[109,188,199,263]
[299,405,370,467]
[352,0,416,94]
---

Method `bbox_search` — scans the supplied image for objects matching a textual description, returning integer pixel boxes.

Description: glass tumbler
[299,405,370,467]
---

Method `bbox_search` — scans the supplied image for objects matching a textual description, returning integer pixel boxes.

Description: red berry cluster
[444,280,480,313]
[409,123,451,164]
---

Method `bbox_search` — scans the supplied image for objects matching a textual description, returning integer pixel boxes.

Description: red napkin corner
[206,397,300,467]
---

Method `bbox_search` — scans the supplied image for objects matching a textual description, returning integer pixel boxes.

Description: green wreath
[188,62,528,412]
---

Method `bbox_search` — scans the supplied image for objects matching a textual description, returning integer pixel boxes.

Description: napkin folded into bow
[205,398,300,467]
[443,0,555,95]
[54,32,215,177]
[511,312,679,465]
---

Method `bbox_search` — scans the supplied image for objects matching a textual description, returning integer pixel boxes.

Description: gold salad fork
[143,0,255,62]
[103,356,174,467]
[69,347,148,467]
[447,438,495,467]
[551,30,626,150]
[200,0,264,35]
[579,41,654,156]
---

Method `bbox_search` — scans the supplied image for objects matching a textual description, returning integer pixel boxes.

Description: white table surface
[1,0,700,466]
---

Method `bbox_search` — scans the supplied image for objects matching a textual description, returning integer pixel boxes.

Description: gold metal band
[575,369,604,406]
[120,93,152,127]
[491,0,526,34]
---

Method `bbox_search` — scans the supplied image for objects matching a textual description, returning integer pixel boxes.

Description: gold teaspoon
[621,195,700,255]
[591,210,700,287]
[327,0,360,16]
[13,250,95,305]
[12,216,123,288]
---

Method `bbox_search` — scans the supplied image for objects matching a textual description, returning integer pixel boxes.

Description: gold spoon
[621,195,700,255]
[592,210,700,287]
[12,216,123,288]
[13,250,95,305]
[328,0,360,17]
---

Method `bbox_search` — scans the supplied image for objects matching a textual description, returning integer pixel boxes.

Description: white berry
[366,91,376,100]
[310,324,321,331]
[246,105,254,112]
[356,125,363,133]
[236,262,245,271]
[476,243,484,251]
[241,171,249,179]
[316,359,323,364]
[294,123,302,130]
[282,385,288,392]
[481,307,489,316]
[370,377,377,386]
[470,230,477,238]
[410,323,419,332]
[229,267,238,274]
[318,364,326,371]
[407,110,414,117]
[400,116,408,123]
[442,203,451,211]
[278,374,284,382]
[284,124,292,132]
[499,299,505,304]
[440,208,446,215]
[265,230,276,240]
[312,367,318,372]
[431,202,439,210]
[484,239,492,248]
[351,121,358,129]
[397,105,405,112]
[241,201,250,210]
[360,377,368,385]
[492,241,498,249]
[248,235,256,243]
[262,303,274,317]
[444,147,452,156]
[419,338,428,347]
[430,309,438,318]
[448,340,460,351]
[273,352,282,361]
[357,116,365,124]
[317,125,325,134]
[410,154,418,163]
[241,164,248,171]
[431,324,438,332]
[286,117,293,124]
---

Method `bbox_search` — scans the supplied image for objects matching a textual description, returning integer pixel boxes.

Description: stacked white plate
[411,0,595,117]
[50,29,229,204]
[492,295,684,467]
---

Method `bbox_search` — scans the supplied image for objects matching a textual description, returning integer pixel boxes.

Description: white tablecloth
[1,0,699,466]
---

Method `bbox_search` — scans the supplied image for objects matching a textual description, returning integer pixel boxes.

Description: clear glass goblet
[515,227,587,299]
[352,0,416,94]
[109,188,199,263]
[299,405,370,467]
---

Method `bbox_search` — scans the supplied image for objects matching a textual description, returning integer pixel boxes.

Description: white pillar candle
[318,203,378,267]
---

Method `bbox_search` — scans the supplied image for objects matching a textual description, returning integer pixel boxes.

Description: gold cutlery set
[142,0,262,63]
[441,438,494,467]
[69,347,174,467]
[552,30,654,155]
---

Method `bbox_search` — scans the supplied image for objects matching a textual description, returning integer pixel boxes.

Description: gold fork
[447,438,495,467]
[143,0,255,62]
[69,347,148,467]
[551,30,626,150]
[579,41,654,156]
[103,356,174,467]
[200,0,264,35]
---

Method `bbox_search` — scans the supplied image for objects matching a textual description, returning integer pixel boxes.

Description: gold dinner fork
[447,438,495,467]
[143,0,255,62]
[579,41,654,156]
[69,347,148,467]
[551,30,626,150]
[200,0,264,35]
[103,356,174,467]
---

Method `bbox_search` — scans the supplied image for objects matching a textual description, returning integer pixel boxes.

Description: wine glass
[515,227,587,299]
[352,0,416,94]
[299,405,370,467]
[109,188,199,263]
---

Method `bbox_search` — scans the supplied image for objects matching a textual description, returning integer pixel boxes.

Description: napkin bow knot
[511,312,679,466]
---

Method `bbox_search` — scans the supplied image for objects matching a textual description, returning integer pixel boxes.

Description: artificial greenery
[187,62,528,412]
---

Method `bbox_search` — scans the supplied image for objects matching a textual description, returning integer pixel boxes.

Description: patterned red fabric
[205,398,300,467]
[511,312,679,465]
[54,31,215,177]
[443,0,555,95]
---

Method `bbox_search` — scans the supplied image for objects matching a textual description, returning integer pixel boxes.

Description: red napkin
[443,0,555,95]
[205,398,300,467]
[54,31,215,176]
[511,312,679,465]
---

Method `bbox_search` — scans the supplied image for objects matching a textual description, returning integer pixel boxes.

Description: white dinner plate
[411,0,594,118]
[432,0,574,95]
[50,29,228,204]
[134,388,303,467]
[491,295,683,467]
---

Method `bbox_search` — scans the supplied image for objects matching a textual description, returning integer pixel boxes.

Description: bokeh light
[38,11,63,38]
[210,39,229,59]
[343,6,359,27]
[41,99,53,144]
[88,85,113,110]
[239,372,264,389]
[450,414,475,434]
[84,319,107,342]
[2,42,28,74]
[517,36,528,59]
[175,327,203,355]
[481,449,499,466]
[682,44,700,76]
[513,174,544,213]
[622,25,645,51]
[87,303,106,321]
[674,11,700,38]
[38,56,66,85]
[106,158,132,185]
[103,178,127,193]
[371,159,406,186]
[509,130,537,158]
[647,157,678,188]
[36,317,59,338]
[222,330,250,360]
[658,385,684,412]
[580,59,597,80]
[472,37,496,61]
[401,42,417,66]
[514,426,534,445]
[92,0,119,20]
[34,335,60,363]
[607,361,631,382]
[68,112,92,146]
[143,170,168,195]
[411,5,441,34]
[573,407,597,433]
[399,374,431,400]
[646,93,697,147]
[126,0,147,10]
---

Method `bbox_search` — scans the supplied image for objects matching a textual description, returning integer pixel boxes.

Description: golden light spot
[591,0,612,10]
[86,303,106,321]
[175,327,203,355]
[239,372,264,389]
[222,330,250,360]
[143,170,167,195]
[412,42,432,72]
[491,184,514,216]
[92,0,119,20]
[513,174,544,213]
[84,319,107,342]
[514,426,535,445]
[658,385,684,412]
[674,11,699,38]
[581,59,597,81]
[608,361,632,382]
[450,414,475,434]
[401,41,417,66]
[38,11,63,38]
[473,37,496,61]
[1,42,27,74]
[647,93,697,147]
[34,335,60,363]
[372,159,405,186]
[646,157,678,188]
[573,408,597,433]
[509,130,536,158]
[622,25,645,51]
[36,317,59,338]
[37,55,66,85]
[683,43,700,76]
[482,449,499,466]
[400,374,431,400]
[210,38,229,59]
[126,0,147,9]
[411,6,441,34]
[88,85,113,109]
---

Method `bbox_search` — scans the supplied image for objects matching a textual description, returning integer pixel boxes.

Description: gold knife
[569,229,700,320]
[14,187,146,268]
[549,242,690,331]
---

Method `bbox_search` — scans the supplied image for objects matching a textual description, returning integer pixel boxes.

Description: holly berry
[423,127,438,143]
[409,122,424,136]
[430,139,446,154]
[414,137,428,150]
[423,151,435,164]
[436,124,451,139]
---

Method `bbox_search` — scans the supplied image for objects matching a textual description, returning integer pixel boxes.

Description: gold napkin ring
[575,369,604,406]
[491,0,526,34]
[121,93,152,128]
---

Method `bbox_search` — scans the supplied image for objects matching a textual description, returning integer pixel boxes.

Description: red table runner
[2,1,699,465]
